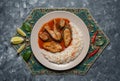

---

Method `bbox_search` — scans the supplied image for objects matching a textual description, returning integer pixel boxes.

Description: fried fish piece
[44,21,61,41]
[53,19,61,41]
[59,19,65,28]
[65,21,71,28]
[39,32,49,41]
[43,41,62,53]
[63,28,72,47]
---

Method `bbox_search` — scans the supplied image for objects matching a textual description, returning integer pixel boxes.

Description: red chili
[88,47,100,58]
[91,31,98,44]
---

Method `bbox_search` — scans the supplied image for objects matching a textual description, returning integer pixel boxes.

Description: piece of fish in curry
[59,19,65,28]
[44,20,61,41]
[39,32,49,41]
[43,41,62,53]
[63,28,72,47]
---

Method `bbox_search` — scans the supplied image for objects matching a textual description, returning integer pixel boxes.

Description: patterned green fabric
[12,8,110,75]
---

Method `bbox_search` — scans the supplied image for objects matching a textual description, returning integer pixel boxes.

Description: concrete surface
[0,0,120,81]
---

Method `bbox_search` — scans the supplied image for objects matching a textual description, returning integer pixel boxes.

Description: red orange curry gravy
[38,18,72,53]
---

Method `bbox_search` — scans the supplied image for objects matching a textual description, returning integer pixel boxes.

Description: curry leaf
[22,22,31,32]
[22,50,32,62]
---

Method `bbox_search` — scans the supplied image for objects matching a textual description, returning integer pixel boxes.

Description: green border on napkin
[12,8,110,75]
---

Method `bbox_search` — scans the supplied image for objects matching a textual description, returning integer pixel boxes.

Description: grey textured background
[0,0,120,81]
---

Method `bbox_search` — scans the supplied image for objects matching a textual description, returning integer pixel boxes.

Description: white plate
[30,11,90,71]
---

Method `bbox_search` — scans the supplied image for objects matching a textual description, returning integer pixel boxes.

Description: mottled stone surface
[0,0,120,81]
